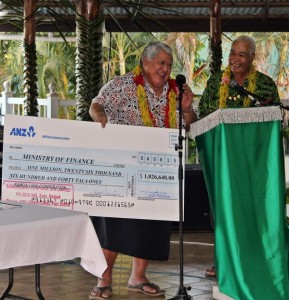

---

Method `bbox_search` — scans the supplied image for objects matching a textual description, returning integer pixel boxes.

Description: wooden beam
[24,0,36,44]
[210,0,221,45]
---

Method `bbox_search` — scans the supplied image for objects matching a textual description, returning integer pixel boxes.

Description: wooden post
[75,0,100,21]
[209,0,222,74]
[24,0,36,45]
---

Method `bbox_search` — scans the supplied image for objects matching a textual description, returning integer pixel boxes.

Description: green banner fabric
[191,107,289,300]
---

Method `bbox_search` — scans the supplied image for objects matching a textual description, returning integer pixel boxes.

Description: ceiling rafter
[0,0,288,33]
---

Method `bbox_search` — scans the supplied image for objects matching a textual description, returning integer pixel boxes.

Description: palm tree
[253,32,289,99]
[74,0,104,121]
[164,32,209,91]
[102,32,153,80]
[0,0,193,121]
[37,41,76,98]
[0,39,24,95]
[23,0,38,116]
[1,1,288,124]
[0,39,76,98]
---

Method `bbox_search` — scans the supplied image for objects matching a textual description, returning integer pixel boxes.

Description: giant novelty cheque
[1,114,184,221]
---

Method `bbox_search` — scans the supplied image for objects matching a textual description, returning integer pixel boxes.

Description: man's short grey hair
[232,35,256,57]
[140,41,173,65]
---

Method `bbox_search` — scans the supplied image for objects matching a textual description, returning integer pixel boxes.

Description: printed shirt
[198,70,280,118]
[92,71,178,128]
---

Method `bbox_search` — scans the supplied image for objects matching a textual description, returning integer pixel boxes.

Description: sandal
[89,285,112,299]
[205,265,216,278]
[127,282,165,297]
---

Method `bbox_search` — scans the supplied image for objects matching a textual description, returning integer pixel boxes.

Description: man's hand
[89,103,108,128]
[176,84,198,130]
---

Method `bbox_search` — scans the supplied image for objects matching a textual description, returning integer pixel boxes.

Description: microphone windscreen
[176,74,186,86]
[229,80,238,88]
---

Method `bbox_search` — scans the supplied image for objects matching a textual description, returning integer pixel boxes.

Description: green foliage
[0,39,76,98]
[37,41,76,99]
[23,40,38,116]
[75,12,104,121]
[0,32,288,116]
[102,32,151,80]
[209,39,222,75]
[187,137,197,164]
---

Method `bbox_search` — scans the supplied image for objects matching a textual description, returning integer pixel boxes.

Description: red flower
[221,76,230,85]
[168,78,177,93]
[133,74,145,85]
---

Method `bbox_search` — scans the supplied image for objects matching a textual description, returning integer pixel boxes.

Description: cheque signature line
[140,191,171,199]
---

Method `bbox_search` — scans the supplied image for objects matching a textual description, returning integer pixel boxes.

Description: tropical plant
[37,41,76,98]
[74,1,104,121]
[252,32,289,99]
[102,32,154,80]
[23,0,38,116]
[0,0,202,121]
[0,39,24,95]
[165,33,209,92]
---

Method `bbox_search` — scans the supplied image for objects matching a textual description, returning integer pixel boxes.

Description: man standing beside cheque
[88,41,197,299]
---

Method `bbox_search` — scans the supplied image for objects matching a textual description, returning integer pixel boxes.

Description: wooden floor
[0,231,216,300]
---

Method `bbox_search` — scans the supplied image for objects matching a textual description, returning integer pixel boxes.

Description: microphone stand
[169,89,192,300]
[280,102,289,111]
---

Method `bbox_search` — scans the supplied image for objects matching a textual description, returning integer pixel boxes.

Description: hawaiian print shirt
[92,71,180,128]
[198,70,280,118]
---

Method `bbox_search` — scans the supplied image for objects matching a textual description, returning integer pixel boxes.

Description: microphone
[230,80,281,107]
[175,74,186,114]
[229,80,259,104]
[175,74,186,93]
[229,79,273,107]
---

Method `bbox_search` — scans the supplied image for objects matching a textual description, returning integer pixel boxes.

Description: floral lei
[133,65,177,128]
[219,65,257,108]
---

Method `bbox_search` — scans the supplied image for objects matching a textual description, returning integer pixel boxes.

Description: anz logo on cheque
[10,126,36,137]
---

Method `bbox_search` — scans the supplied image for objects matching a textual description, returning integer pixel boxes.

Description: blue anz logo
[10,126,36,137]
